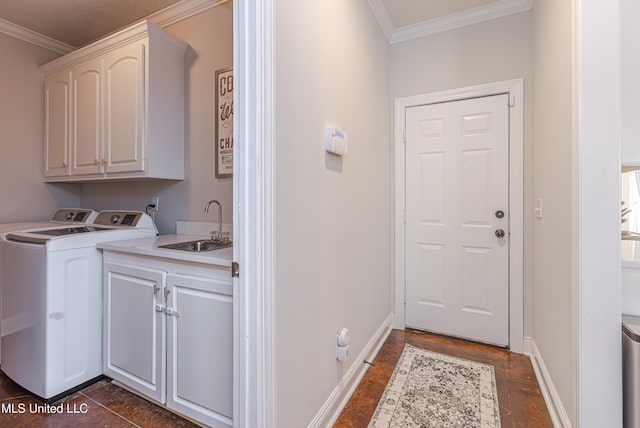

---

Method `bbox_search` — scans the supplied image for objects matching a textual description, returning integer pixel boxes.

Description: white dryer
[1,210,157,401]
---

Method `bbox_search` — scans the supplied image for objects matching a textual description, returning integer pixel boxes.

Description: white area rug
[368,344,501,427]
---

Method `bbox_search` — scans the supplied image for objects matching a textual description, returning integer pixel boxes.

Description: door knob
[495,229,505,238]
[495,210,505,219]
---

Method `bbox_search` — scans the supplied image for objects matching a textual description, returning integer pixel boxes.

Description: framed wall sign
[215,67,233,178]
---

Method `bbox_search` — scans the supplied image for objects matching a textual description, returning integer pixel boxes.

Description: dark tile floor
[334,329,554,428]
[0,374,197,427]
[0,330,553,427]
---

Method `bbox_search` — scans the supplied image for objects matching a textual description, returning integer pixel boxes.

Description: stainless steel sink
[158,239,232,252]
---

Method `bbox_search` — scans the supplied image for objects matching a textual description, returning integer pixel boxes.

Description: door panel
[418,153,445,223]
[166,273,233,427]
[405,94,509,346]
[44,72,70,177]
[461,150,491,224]
[418,244,445,306]
[102,263,165,403]
[461,246,491,313]
[103,43,145,174]
[71,59,102,175]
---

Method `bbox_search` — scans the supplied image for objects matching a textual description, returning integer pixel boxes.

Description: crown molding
[367,0,394,41]
[367,0,535,45]
[0,0,229,55]
[390,0,534,44]
[0,18,75,54]
[148,0,230,28]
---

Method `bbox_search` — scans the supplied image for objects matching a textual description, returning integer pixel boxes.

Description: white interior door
[405,94,510,346]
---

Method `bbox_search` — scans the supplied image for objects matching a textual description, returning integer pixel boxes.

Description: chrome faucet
[204,200,223,241]
[623,202,632,224]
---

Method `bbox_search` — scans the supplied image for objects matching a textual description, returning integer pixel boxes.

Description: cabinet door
[44,71,70,177]
[71,58,103,176]
[166,273,233,428]
[103,262,166,403]
[103,42,145,174]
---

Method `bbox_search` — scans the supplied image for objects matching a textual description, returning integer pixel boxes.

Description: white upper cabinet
[40,21,187,182]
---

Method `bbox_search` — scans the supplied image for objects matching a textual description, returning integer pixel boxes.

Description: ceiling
[0,0,183,48]
[0,0,531,50]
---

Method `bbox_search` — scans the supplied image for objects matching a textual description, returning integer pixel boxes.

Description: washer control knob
[110,214,121,224]
[66,212,74,220]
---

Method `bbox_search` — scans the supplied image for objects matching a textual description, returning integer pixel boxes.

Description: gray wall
[273,1,391,426]
[0,33,80,222]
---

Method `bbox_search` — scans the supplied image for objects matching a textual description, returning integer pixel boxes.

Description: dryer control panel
[93,211,157,233]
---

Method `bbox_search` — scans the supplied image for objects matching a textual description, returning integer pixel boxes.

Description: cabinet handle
[102,159,107,166]
[155,304,165,312]
[94,159,100,166]
[153,284,160,295]
[166,307,181,318]
[62,162,68,167]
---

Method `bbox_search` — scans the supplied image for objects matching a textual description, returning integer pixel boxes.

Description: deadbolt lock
[495,210,505,219]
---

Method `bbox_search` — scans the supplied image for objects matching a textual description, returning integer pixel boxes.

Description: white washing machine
[0,209,97,363]
[1,210,157,401]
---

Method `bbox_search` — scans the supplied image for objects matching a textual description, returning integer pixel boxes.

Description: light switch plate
[534,198,543,219]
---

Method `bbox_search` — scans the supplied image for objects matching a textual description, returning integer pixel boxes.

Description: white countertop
[97,234,232,267]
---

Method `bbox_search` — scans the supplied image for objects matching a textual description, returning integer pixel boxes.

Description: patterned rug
[368,344,501,427]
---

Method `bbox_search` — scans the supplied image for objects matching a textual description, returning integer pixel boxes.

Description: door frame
[393,79,524,353]
[233,0,275,426]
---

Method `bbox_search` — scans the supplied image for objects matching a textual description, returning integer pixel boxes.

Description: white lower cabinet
[103,252,232,427]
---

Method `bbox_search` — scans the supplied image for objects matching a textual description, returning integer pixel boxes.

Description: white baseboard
[523,335,533,355]
[308,314,393,428]
[529,339,573,428]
